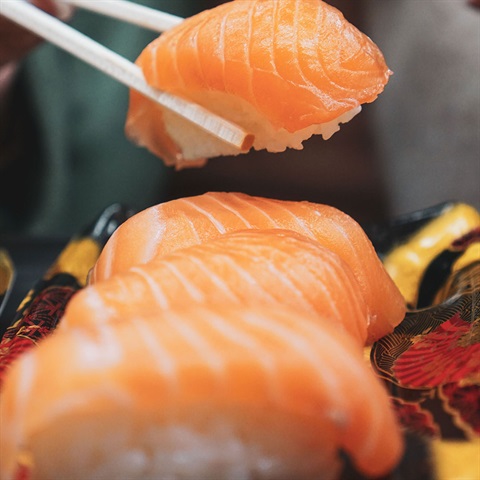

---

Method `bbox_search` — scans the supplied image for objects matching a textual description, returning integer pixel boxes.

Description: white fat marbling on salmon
[257,197,316,238]
[217,6,228,89]
[240,310,345,414]
[214,253,279,303]
[206,194,254,229]
[180,198,228,234]
[167,313,225,378]
[200,309,282,401]
[69,288,113,325]
[150,41,161,85]
[186,254,240,303]
[228,193,279,226]
[131,317,177,387]
[263,262,318,316]
[244,2,257,105]
[313,260,365,336]
[162,260,206,303]
[81,322,125,368]
[141,208,167,265]
[306,266,345,318]
[130,266,171,310]
[191,20,206,87]
[182,215,202,244]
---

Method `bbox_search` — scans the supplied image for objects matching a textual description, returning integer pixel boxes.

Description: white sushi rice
[27,406,341,480]
[161,91,361,167]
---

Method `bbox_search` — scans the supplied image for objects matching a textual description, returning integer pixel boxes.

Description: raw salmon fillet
[91,192,405,343]
[64,230,369,345]
[125,0,391,167]
[0,305,403,480]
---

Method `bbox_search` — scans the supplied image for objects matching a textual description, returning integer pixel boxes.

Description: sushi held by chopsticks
[126,0,392,168]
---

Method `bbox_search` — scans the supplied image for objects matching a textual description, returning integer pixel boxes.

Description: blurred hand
[0,0,73,67]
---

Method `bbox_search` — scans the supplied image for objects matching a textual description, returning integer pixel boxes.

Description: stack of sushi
[0,193,406,479]
[0,1,404,478]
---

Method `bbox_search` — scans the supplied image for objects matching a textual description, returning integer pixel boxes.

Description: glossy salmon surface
[126,0,391,165]
[67,230,369,345]
[0,305,403,480]
[91,193,405,343]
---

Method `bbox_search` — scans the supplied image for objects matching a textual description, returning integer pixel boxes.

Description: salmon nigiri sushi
[64,230,369,345]
[126,0,391,167]
[91,192,405,343]
[0,305,403,480]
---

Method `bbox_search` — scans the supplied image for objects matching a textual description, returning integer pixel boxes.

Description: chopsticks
[59,0,183,33]
[0,1,252,152]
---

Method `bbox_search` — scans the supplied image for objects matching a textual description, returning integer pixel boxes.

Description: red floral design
[392,314,480,389]
[441,382,480,435]
[0,286,77,386]
[391,397,440,437]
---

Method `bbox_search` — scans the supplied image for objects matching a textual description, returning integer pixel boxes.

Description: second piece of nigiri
[64,230,370,345]
[126,0,391,167]
[90,192,406,343]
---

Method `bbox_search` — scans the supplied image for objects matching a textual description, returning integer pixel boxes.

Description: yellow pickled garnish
[383,204,480,307]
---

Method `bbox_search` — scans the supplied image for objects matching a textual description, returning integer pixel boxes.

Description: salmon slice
[64,230,369,345]
[125,0,391,167]
[0,305,403,480]
[91,192,405,343]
